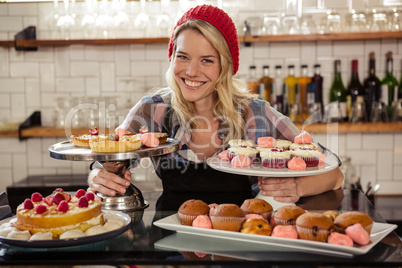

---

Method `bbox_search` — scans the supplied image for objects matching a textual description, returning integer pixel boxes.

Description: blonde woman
[88,5,343,211]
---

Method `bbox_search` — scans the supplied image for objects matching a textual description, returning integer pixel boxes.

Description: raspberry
[23,198,34,210]
[78,196,89,208]
[56,188,64,192]
[31,192,43,202]
[62,192,71,202]
[35,204,47,214]
[90,127,99,135]
[53,192,65,205]
[75,189,86,198]
[57,201,69,213]
[44,196,53,206]
[85,192,95,202]
[139,126,148,134]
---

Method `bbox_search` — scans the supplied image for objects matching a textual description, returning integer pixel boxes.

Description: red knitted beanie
[168,4,239,75]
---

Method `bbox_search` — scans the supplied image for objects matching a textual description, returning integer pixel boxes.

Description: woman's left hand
[258,177,300,203]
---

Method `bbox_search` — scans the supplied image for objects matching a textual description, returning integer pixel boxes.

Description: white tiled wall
[0,0,401,195]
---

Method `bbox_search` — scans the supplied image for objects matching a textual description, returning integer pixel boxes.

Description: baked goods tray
[48,138,180,161]
[153,213,397,257]
[0,211,131,248]
[206,151,339,177]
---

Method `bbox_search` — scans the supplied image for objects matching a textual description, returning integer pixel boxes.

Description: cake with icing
[15,188,104,239]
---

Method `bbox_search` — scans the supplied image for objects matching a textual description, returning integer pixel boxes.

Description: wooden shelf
[1,31,401,49]
[1,123,402,138]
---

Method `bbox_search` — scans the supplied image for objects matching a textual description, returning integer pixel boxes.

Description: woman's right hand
[87,168,132,196]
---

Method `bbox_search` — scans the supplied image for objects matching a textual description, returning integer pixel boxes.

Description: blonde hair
[163,19,257,143]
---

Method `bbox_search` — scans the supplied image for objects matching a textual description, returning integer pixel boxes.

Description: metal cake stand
[48,138,180,213]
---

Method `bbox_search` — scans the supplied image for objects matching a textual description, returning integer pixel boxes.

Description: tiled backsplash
[0,0,401,195]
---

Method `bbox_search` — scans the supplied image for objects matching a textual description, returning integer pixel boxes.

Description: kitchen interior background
[0,0,401,195]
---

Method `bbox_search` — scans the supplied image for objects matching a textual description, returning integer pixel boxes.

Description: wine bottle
[247,65,259,95]
[347,59,364,118]
[311,64,324,116]
[272,65,284,113]
[259,65,272,102]
[284,65,297,116]
[328,60,347,122]
[363,52,381,121]
[298,65,311,120]
[381,51,399,119]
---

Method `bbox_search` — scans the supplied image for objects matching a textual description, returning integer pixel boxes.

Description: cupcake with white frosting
[228,147,259,163]
[290,149,321,167]
[260,149,292,168]
[228,139,256,148]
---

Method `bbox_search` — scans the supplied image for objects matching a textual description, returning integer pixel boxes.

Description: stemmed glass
[155,0,171,37]
[81,0,97,39]
[113,0,131,38]
[95,0,115,39]
[56,0,76,40]
[134,0,150,38]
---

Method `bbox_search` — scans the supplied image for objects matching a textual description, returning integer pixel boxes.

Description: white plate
[0,211,131,248]
[206,152,339,177]
[153,213,397,256]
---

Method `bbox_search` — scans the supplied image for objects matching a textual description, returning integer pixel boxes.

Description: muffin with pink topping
[228,147,259,163]
[260,148,291,168]
[178,199,210,226]
[290,149,321,167]
[228,139,256,148]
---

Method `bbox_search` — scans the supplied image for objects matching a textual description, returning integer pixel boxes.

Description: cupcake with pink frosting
[290,131,318,150]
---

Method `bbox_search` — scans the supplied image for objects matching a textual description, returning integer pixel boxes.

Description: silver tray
[48,138,180,161]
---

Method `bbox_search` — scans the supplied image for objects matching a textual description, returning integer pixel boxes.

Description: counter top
[2,123,402,138]
[0,189,401,267]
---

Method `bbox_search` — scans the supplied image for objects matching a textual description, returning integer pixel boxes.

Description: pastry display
[218,134,326,171]
[174,200,376,248]
[0,188,127,240]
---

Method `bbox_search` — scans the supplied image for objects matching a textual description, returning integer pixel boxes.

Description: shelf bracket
[18,111,41,141]
[14,26,37,51]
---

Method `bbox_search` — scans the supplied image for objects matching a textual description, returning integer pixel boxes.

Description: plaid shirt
[117,91,300,164]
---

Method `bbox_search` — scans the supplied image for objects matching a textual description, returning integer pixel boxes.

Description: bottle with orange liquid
[298,65,312,120]
[259,65,272,102]
[247,65,259,95]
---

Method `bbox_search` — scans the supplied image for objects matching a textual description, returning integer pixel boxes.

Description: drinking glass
[95,0,115,39]
[244,16,262,36]
[80,0,96,39]
[349,11,368,32]
[389,8,401,31]
[281,15,299,34]
[113,0,131,38]
[325,11,342,33]
[371,102,388,122]
[261,14,281,35]
[56,0,76,40]
[155,0,172,37]
[306,103,323,124]
[350,100,367,123]
[299,15,317,34]
[134,0,150,37]
[370,9,388,32]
